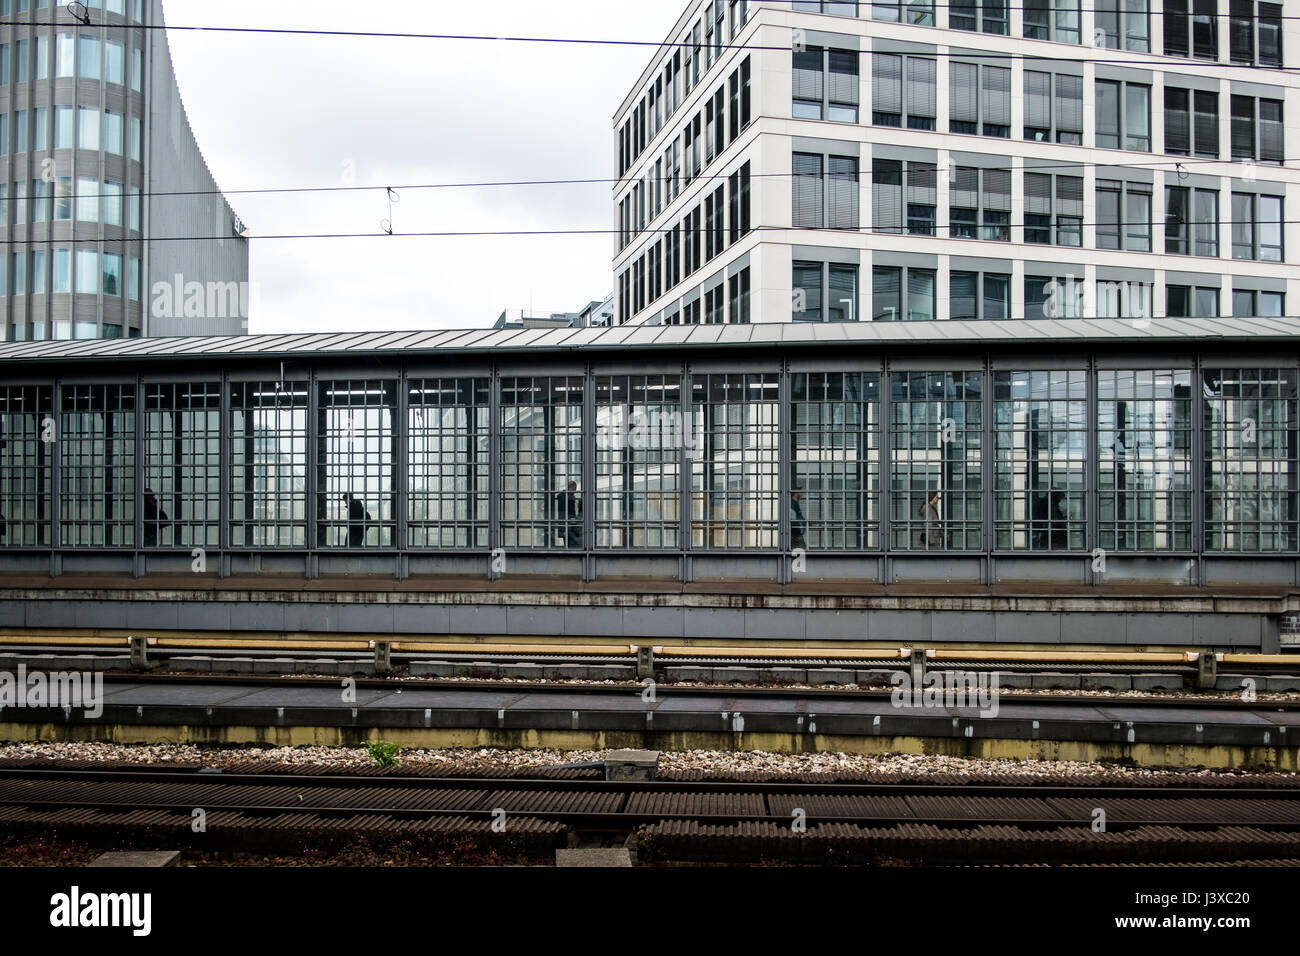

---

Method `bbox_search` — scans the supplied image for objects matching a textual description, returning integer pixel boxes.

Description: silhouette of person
[919,491,943,548]
[143,488,169,548]
[555,480,582,548]
[343,493,368,548]
[790,490,807,550]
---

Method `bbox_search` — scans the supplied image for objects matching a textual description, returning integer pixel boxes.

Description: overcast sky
[161,0,683,334]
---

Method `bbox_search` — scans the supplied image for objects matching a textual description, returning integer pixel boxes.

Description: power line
[0,220,1289,245]
[25,154,1298,206]
[4,16,1295,72]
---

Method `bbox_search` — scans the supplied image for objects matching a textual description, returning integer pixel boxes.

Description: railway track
[2,765,1299,864]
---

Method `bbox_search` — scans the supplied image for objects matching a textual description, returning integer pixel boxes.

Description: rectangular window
[871,0,934,23]
[104,111,123,154]
[32,106,46,151]
[54,177,71,221]
[1097,370,1193,551]
[30,179,47,222]
[102,181,122,226]
[11,251,24,296]
[78,35,100,79]
[993,370,1088,552]
[230,381,309,548]
[950,270,1010,321]
[102,252,122,296]
[689,373,779,549]
[950,167,1010,242]
[53,248,71,293]
[1024,170,1083,246]
[0,385,54,548]
[13,110,24,154]
[75,249,97,293]
[75,177,97,221]
[59,385,136,548]
[1204,369,1298,553]
[316,380,396,549]
[36,35,48,80]
[131,47,143,92]
[30,248,45,294]
[793,47,859,123]
[891,371,983,550]
[791,372,881,551]
[54,106,73,149]
[78,106,99,150]
[56,34,74,77]
[1023,0,1081,42]
[105,39,123,84]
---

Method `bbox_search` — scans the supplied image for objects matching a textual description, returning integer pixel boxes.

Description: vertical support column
[680,364,693,584]
[306,367,320,579]
[582,363,596,581]
[488,365,502,581]
[394,370,409,580]
[981,357,993,586]
[1191,353,1205,587]
[50,377,61,577]
[879,364,891,586]
[218,370,230,578]
[1086,355,1100,585]
[778,359,792,585]
[133,376,144,577]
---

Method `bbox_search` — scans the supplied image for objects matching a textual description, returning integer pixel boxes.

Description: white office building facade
[613,0,1298,327]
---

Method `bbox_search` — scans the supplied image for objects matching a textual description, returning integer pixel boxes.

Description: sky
[160,0,685,334]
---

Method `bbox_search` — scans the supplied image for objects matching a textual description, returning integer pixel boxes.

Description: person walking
[143,488,169,548]
[790,490,807,550]
[919,491,943,548]
[555,480,582,548]
[343,493,368,548]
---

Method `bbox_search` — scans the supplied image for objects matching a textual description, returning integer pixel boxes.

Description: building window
[872,266,935,321]
[1096,179,1151,252]
[690,373,779,548]
[32,106,46,151]
[1024,171,1083,246]
[141,383,221,549]
[728,58,751,143]
[1230,0,1283,66]
[794,1,860,13]
[949,166,1011,242]
[77,106,99,150]
[1165,284,1219,318]
[316,380,396,549]
[1164,87,1219,158]
[1095,79,1150,151]
[1025,275,1085,320]
[1095,0,1149,51]
[993,370,1087,551]
[75,177,97,222]
[406,378,490,549]
[102,252,122,296]
[1231,192,1284,261]
[1095,278,1154,320]
[105,39,123,84]
[1230,95,1284,164]
[77,34,99,79]
[729,162,751,242]
[792,372,881,550]
[59,384,135,548]
[0,386,53,549]
[728,267,751,324]
[1098,370,1194,551]
[499,376,584,549]
[1164,186,1218,256]
[1233,289,1285,318]
[704,281,725,325]
[55,33,73,78]
[870,0,934,24]
[54,106,72,149]
[890,371,983,550]
[792,46,859,123]
[1023,0,1081,43]
[793,152,858,230]
[1164,0,1219,59]
[104,111,122,154]
[951,0,1009,34]
[793,261,859,322]
[1203,368,1298,553]
[950,270,1010,321]
[54,178,71,221]
[950,62,1010,137]
[53,248,70,292]
[230,380,308,548]
[1023,71,1083,144]
[594,374,684,548]
[871,54,936,131]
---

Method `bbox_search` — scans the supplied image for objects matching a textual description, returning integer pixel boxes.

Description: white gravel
[0,741,1293,780]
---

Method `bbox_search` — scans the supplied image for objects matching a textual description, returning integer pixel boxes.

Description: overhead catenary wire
[0,220,1292,245]
[2,15,1295,72]
[36,153,1300,206]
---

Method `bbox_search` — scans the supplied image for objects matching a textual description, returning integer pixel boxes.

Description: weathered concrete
[89,851,181,867]
[555,848,632,867]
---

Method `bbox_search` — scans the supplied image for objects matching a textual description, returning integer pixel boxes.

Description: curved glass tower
[0,0,249,341]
